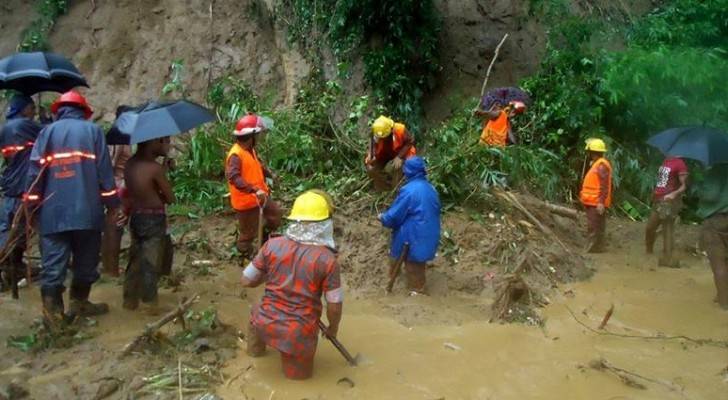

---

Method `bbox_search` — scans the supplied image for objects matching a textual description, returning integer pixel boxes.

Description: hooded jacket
[27,106,120,235]
[380,156,441,263]
[0,116,41,197]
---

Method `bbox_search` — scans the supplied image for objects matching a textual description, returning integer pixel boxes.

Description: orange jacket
[580,157,612,207]
[374,123,416,161]
[479,111,510,147]
[226,143,269,211]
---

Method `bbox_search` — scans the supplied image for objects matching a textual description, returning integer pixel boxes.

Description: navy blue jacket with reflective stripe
[27,106,120,234]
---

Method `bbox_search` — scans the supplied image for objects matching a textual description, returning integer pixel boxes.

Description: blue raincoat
[0,113,42,254]
[1,117,42,197]
[380,156,441,263]
[27,106,120,235]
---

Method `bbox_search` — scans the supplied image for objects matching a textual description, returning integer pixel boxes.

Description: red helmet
[51,90,93,119]
[233,113,264,137]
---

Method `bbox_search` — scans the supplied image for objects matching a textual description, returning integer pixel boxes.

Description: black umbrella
[481,86,531,111]
[108,100,216,145]
[0,52,88,95]
[647,126,728,166]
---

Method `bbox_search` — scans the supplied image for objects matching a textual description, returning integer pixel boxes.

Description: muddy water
[219,225,727,400]
[0,222,725,399]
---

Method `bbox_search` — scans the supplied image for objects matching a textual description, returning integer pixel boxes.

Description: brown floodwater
[0,222,725,400]
[218,227,727,400]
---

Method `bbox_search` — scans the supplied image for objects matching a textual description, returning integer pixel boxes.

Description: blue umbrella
[107,100,216,145]
[647,126,728,166]
[0,52,88,94]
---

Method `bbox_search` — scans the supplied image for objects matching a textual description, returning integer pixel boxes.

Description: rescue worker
[379,156,441,294]
[476,101,526,147]
[645,156,688,267]
[579,138,612,253]
[241,190,342,380]
[26,90,120,327]
[697,164,728,310]
[365,115,416,191]
[0,94,42,290]
[101,105,133,277]
[225,113,281,258]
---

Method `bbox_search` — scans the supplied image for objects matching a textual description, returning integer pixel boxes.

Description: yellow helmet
[585,138,607,152]
[287,191,331,222]
[305,189,335,215]
[372,115,395,138]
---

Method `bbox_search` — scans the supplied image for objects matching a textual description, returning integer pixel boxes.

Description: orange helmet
[233,113,265,137]
[51,90,93,119]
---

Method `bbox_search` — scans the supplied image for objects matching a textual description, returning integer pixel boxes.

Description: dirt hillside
[1,0,654,121]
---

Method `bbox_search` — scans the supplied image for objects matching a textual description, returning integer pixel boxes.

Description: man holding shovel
[241,190,342,379]
[225,113,281,258]
[379,156,441,295]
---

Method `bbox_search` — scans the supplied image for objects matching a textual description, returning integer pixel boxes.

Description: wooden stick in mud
[598,304,614,330]
[120,295,199,357]
[566,305,728,349]
[589,358,684,393]
[386,243,410,293]
[178,357,183,400]
[317,320,358,366]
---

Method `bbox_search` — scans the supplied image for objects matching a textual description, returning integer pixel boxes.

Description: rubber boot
[67,284,109,318]
[41,287,65,331]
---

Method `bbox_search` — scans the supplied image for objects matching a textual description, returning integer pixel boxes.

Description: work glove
[255,189,268,206]
[391,157,404,170]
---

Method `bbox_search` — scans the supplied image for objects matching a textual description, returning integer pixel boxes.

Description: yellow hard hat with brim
[585,138,607,152]
[287,191,331,222]
[372,115,395,138]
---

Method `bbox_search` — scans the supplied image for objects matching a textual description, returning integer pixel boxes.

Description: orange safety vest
[580,157,613,207]
[375,123,416,161]
[226,143,269,211]
[479,111,510,147]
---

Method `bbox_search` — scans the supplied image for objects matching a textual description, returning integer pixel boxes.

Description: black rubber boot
[67,284,109,318]
[41,287,65,331]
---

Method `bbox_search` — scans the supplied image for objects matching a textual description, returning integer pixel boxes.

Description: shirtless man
[123,136,175,310]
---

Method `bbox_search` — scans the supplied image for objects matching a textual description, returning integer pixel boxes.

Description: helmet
[305,189,335,215]
[372,115,395,138]
[51,90,93,119]
[287,191,330,222]
[233,113,265,137]
[585,138,607,152]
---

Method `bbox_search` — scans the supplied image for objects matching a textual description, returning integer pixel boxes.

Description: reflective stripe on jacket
[580,157,612,207]
[226,143,269,211]
[480,111,510,147]
[26,106,119,234]
[374,123,416,161]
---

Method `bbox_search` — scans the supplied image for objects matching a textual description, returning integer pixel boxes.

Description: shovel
[318,320,360,366]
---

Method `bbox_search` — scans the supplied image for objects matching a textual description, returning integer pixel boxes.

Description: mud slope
[1,0,655,120]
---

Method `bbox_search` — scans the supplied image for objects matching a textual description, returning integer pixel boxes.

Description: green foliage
[513,0,728,213]
[18,0,68,52]
[173,72,368,214]
[161,60,186,98]
[628,0,728,48]
[275,0,441,133]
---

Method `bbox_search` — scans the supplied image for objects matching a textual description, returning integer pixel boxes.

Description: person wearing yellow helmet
[241,190,343,380]
[365,115,416,191]
[579,138,612,253]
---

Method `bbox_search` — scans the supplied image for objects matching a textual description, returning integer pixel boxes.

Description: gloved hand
[391,157,404,170]
[255,189,268,206]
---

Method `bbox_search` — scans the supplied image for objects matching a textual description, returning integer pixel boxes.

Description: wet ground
[0,216,726,399]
